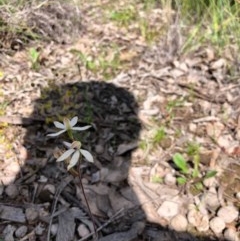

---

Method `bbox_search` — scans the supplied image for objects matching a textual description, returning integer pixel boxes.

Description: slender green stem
[67,129,74,141]
[77,164,98,240]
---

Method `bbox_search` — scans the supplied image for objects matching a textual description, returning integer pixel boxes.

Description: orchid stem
[77,164,98,240]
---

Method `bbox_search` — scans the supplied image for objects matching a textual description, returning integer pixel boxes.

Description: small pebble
[157,201,179,220]
[164,173,176,186]
[3,225,16,241]
[209,217,225,235]
[77,224,90,237]
[15,226,28,238]
[187,209,209,232]
[91,171,100,183]
[25,207,39,224]
[204,187,220,210]
[35,223,45,235]
[203,177,217,188]
[50,223,58,236]
[95,144,104,154]
[5,184,19,199]
[169,214,188,232]
[217,206,238,223]
[236,192,240,200]
[43,184,56,195]
[38,175,48,183]
[224,228,240,241]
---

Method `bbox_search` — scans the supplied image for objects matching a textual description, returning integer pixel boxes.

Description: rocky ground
[0,0,239,241]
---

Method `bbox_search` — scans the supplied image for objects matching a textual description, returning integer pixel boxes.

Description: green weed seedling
[173,153,217,191]
[29,47,40,70]
[152,126,166,145]
[151,174,163,184]
[166,97,185,113]
[109,5,138,27]
[139,18,159,44]
[73,46,121,80]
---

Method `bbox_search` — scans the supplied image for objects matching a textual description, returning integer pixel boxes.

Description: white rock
[95,144,104,154]
[203,177,217,188]
[15,226,28,238]
[189,123,197,132]
[5,184,19,199]
[77,224,90,237]
[211,58,226,69]
[224,228,240,241]
[50,223,58,236]
[157,201,179,220]
[164,173,176,186]
[43,184,56,195]
[169,214,188,232]
[25,207,39,224]
[209,217,225,234]
[217,206,238,223]
[187,209,209,232]
[38,175,48,183]
[35,224,45,235]
[197,214,209,232]
[236,192,240,200]
[3,225,16,241]
[204,187,220,210]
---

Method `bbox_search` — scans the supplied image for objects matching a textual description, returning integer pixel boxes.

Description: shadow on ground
[1,81,227,240]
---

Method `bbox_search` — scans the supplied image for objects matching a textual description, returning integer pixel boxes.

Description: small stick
[78,164,98,240]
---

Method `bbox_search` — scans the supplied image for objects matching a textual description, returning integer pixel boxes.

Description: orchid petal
[63,141,72,148]
[56,149,75,162]
[72,125,91,131]
[80,149,94,163]
[53,121,65,129]
[67,151,80,170]
[47,129,66,137]
[70,116,78,127]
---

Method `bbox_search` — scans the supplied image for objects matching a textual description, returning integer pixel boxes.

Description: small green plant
[72,47,121,80]
[29,47,40,70]
[152,126,166,145]
[151,174,163,183]
[139,18,159,43]
[173,153,217,190]
[166,97,185,113]
[142,0,159,10]
[109,5,138,26]
[139,139,148,151]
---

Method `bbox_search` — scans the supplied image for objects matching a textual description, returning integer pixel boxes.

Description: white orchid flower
[47,116,91,137]
[57,141,94,170]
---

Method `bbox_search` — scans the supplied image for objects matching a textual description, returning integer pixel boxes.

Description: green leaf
[194,182,203,190]
[177,177,187,185]
[29,48,39,63]
[204,170,217,179]
[192,169,199,178]
[151,175,163,183]
[173,153,189,174]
